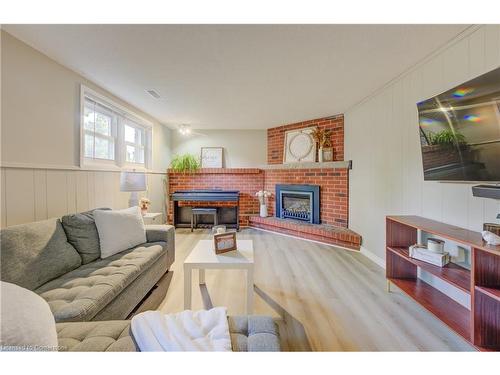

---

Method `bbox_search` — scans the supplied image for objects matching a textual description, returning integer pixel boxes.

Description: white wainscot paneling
[46,170,68,218]
[0,168,166,227]
[4,169,35,226]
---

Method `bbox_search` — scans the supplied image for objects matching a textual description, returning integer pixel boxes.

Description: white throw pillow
[0,281,59,351]
[94,206,147,258]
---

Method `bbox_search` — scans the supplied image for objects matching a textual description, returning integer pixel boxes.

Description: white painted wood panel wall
[0,167,167,227]
[346,25,500,260]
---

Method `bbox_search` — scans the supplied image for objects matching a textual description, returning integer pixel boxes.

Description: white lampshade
[120,171,147,192]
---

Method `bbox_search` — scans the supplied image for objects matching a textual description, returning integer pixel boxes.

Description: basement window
[80,85,152,170]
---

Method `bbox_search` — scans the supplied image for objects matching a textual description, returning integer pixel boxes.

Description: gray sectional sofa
[0,209,175,323]
[1,209,281,351]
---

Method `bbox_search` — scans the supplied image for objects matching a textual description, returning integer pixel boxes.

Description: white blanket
[130,307,232,351]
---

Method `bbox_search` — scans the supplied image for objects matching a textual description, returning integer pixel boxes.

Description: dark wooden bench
[191,207,218,232]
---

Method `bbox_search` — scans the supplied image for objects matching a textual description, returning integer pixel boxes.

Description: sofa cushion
[228,316,281,352]
[36,242,165,322]
[94,207,146,259]
[0,218,82,290]
[61,208,110,264]
[57,321,137,352]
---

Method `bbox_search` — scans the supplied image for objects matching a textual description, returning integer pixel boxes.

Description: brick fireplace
[275,184,320,224]
[167,114,361,249]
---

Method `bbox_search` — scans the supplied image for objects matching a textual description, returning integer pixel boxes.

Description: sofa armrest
[145,225,175,265]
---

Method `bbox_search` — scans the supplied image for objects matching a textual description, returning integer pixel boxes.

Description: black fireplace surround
[275,184,320,224]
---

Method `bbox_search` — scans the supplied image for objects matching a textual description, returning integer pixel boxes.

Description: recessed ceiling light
[146,89,161,99]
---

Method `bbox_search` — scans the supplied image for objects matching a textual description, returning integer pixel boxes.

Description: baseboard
[360,246,386,269]
[249,226,360,253]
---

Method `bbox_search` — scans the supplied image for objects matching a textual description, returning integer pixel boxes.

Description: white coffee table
[184,239,254,314]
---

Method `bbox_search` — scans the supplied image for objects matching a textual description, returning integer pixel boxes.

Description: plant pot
[260,204,268,218]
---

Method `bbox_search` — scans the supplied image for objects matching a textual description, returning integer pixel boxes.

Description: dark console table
[171,190,240,230]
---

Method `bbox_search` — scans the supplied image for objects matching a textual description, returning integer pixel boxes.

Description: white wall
[171,129,266,167]
[1,31,171,226]
[346,25,500,261]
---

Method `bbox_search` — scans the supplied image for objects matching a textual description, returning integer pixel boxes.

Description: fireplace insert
[275,184,320,224]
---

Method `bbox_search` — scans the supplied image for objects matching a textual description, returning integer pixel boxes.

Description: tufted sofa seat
[56,316,281,352]
[36,243,165,322]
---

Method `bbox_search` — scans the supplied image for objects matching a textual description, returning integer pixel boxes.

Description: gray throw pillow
[61,208,111,264]
[0,218,82,290]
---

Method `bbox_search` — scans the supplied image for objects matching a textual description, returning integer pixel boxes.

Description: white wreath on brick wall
[283,127,316,163]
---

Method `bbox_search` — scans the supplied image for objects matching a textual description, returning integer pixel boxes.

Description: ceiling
[4,24,470,129]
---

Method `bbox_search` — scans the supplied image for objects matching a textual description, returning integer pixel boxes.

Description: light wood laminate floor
[158,228,474,351]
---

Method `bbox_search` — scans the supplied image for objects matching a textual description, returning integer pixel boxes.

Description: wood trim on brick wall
[167,168,261,174]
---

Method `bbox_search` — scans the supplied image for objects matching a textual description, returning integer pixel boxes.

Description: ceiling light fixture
[179,124,191,135]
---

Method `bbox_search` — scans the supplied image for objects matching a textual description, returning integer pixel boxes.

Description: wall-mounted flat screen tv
[417,67,500,181]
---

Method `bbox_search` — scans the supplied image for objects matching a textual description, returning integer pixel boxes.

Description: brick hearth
[249,216,361,250]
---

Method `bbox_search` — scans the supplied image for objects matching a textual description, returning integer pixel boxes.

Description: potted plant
[255,190,272,218]
[170,154,201,173]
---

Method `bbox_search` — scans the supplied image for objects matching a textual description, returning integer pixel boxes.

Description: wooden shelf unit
[386,215,500,351]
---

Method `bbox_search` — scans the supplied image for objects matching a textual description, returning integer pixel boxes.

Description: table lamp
[120,171,147,207]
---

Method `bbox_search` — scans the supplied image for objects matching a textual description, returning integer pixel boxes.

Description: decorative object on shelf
[311,127,332,162]
[427,238,445,253]
[483,222,500,237]
[120,171,147,207]
[409,244,450,267]
[255,190,272,218]
[213,231,237,254]
[201,147,224,168]
[322,147,334,162]
[139,197,151,215]
[170,154,200,172]
[283,127,316,163]
[481,230,500,245]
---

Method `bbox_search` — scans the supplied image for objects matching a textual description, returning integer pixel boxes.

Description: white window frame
[80,85,153,171]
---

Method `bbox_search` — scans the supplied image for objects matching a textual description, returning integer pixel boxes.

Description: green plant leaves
[427,129,466,147]
[170,154,201,172]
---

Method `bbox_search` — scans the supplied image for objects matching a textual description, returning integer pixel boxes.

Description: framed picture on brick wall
[201,147,224,168]
[283,127,316,163]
